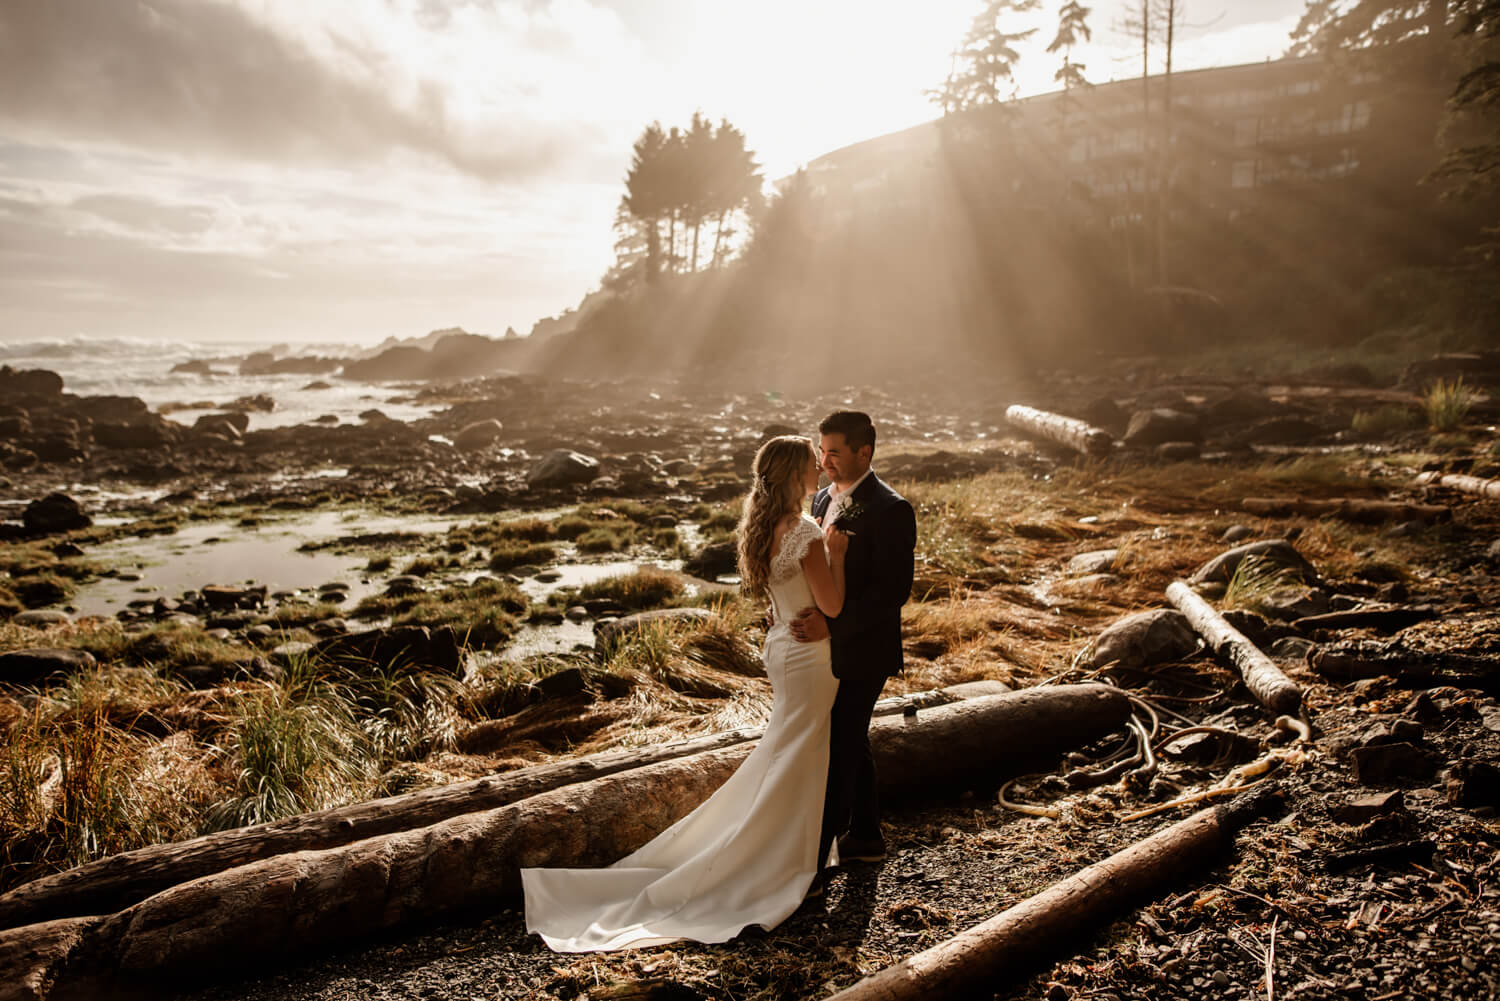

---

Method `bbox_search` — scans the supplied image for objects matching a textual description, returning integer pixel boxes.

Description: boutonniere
[834,500,869,525]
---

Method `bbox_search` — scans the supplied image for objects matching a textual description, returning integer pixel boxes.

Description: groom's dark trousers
[812,472,916,869]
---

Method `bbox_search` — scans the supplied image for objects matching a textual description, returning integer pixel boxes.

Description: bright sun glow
[0,0,1303,343]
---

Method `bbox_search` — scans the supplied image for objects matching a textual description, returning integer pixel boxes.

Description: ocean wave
[0,335,361,364]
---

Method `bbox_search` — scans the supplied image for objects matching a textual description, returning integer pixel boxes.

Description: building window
[1352,100,1372,130]
[1234,118,1259,147]
[1231,161,1256,188]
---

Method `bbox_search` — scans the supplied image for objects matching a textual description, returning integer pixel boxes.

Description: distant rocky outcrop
[340,330,534,382]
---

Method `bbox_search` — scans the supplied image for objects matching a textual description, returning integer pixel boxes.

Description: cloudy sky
[0,0,1308,346]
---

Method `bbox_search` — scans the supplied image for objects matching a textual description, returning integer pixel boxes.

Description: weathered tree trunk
[0,686,979,930]
[1292,606,1438,632]
[1242,497,1451,523]
[1166,581,1303,715]
[1004,405,1113,457]
[0,687,1131,1000]
[1309,640,1497,688]
[1417,470,1500,499]
[826,785,1279,1001]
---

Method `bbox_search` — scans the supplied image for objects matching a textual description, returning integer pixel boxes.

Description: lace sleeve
[769,517,824,584]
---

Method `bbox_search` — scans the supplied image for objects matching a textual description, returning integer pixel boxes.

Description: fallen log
[1308,640,1498,690]
[1004,405,1113,457]
[1292,605,1438,633]
[1242,497,1451,523]
[1166,581,1303,716]
[0,686,1131,1000]
[826,784,1280,1001]
[0,685,976,930]
[1416,470,1500,499]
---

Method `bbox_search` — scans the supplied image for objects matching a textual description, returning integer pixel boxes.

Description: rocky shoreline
[1,352,1499,1000]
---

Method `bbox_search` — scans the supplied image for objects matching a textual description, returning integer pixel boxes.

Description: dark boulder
[68,395,151,422]
[29,434,86,463]
[93,418,177,450]
[194,411,250,434]
[0,366,64,398]
[0,647,96,688]
[684,540,738,580]
[528,449,600,488]
[23,492,91,534]
[312,624,462,675]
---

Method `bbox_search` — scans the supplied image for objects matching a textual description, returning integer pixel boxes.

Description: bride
[521,435,848,952]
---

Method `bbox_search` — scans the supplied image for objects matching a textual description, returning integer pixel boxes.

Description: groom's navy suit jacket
[812,472,916,681]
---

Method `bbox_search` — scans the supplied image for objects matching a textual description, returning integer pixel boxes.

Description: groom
[792,410,916,872]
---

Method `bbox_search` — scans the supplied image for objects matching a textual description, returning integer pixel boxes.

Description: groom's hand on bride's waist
[790,606,829,643]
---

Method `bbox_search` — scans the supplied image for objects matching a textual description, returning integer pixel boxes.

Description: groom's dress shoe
[837,833,887,862]
[804,869,830,898]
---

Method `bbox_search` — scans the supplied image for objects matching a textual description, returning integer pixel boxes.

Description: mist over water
[0,335,448,430]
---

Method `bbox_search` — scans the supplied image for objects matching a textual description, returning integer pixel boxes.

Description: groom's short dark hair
[819,411,875,453]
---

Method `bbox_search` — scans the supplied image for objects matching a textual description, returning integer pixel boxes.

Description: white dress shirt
[824,466,874,526]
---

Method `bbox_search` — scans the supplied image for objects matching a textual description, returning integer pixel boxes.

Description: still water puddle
[69,509,475,617]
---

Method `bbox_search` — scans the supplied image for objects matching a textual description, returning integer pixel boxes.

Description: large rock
[29,433,85,463]
[1123,408,1203,447]
[22,492,91,534]
[454,419,504,451]
[1092,609,1199,668]
[193,412,250,435]
[93,418,176,450]
[0,366,64,398]
[0,648,96,687]
[312,625,462,675]
[68,395,150,422]
[12,610,73,628]
[1190,538,1320,586]
[528,449,600,488]
[684,540,738,580]
[1067,549,1119,576]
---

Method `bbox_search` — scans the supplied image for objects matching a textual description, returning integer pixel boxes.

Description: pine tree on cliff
[623,123,671,283]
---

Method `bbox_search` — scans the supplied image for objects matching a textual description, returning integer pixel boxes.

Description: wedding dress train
[521,515,838,952]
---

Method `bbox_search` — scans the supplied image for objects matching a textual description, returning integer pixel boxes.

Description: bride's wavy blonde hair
[737,435,816,601]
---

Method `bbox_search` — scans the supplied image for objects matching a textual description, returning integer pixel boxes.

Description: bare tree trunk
[1242,497,1451,523]
[0,688,1133,1000]
[1005,405,1114,457]
[1166,581,1304,716]
[828,785,1280,1001]
[0,686,986,931]
[1416,470,1500,499]
[1156,0,1176,286]
[712,211,727,266]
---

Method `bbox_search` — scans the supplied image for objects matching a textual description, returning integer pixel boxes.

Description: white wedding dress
[521,515,839,952]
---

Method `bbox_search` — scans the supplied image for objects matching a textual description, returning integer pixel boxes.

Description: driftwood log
[1292,605,1439,633]
[827,784,1280,1001]
[1242,496,1451,523]
[1004,405,1114,457]
[1416,470,1500,499]
[0,686,978,931]
[1308,640,1498,689]
[0,686,1131,1001]
[1166,581,1303,715]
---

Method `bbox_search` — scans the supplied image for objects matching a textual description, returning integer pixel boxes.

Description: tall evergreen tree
[1048,1,1093,92]
[932,0,1042,111]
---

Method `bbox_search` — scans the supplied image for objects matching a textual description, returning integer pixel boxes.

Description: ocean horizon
[0,334,453,430]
